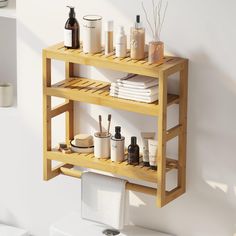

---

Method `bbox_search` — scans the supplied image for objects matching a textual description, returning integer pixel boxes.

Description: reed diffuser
[142,0,168,64]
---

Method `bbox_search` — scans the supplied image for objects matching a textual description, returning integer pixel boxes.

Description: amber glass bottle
[64,6,80,49]
[127,136,140,165]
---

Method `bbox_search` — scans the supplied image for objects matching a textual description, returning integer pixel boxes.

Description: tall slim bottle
[64,6,80,49]
[130,15,145,60]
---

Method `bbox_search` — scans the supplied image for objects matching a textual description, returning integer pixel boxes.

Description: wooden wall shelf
[43,42,188,207]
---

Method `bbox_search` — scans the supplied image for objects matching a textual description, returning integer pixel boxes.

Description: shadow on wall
[125,50,236,236]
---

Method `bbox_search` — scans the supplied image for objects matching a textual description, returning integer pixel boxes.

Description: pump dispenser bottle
[111,126,125,162]
[130,15,145,60]
[64,6,80,49]
[128,136,140,165]
[115,26,127,58]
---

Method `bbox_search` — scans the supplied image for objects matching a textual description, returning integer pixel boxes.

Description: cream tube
[141,132,155,166]
[148,139,158,170]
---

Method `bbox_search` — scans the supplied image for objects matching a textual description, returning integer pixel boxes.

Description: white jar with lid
[83,15,102,54]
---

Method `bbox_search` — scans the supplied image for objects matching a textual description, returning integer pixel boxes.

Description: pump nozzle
[67,6,75,18]
[135,15,142,29]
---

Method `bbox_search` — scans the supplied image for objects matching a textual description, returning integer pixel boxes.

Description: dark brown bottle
[64,6,80,49]
[127,136,139,165]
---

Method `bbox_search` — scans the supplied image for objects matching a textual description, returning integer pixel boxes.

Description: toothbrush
[99,115,102,134]
[107,114,112,135]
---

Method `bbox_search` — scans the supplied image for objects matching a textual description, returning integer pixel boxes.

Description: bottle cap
[117,25,125,34]
[67,6,75,18]
[131,136,137,145]
[105,20,114,31]
[135,15,142,29]
[115,126,121,133]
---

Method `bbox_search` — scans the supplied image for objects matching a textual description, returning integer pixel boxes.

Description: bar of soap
[74,134,93,147]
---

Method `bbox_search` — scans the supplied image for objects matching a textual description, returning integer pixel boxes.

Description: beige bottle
[130,15,145,60]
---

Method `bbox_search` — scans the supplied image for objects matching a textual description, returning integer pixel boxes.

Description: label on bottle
[149,154,157,167]
[64,29,72,47]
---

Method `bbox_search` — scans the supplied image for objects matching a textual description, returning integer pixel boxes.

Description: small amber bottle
[64,6,80,49]
[127,136,140,165]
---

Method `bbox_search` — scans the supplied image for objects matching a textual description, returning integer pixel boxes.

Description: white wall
[0,0,235,235]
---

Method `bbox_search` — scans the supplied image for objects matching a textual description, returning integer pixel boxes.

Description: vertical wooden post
[65,62,74,145]
[157,71,168,207]
[178,60,188,191]
[43,52,52,180]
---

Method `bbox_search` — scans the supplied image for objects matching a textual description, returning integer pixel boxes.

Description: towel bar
[60,166,157,196]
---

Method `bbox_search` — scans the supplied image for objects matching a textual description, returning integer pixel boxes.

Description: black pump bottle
[64,6,80,49]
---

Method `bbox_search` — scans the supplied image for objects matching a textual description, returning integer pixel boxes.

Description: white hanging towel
[81,172,127,230]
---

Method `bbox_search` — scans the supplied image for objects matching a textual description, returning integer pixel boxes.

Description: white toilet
[50,212,173,236]
[0,224,29,236]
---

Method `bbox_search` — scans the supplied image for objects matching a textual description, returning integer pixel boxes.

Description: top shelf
[44,42,186,78]
[0,1,16,19]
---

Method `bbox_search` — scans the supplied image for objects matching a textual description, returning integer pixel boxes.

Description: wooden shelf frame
[43,43,188,207]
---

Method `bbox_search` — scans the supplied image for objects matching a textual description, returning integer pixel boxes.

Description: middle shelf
[46,151,178,183]
[44,77,179,116]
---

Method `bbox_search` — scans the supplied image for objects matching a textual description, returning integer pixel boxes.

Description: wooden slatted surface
[45,77,179,116]
[43,42,185,78]
[46,151,178,183]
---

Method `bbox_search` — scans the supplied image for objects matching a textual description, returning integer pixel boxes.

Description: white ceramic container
[111,136,125,162]
[94,132,110,159]
[0,83,13,107]
[83,15,102,54]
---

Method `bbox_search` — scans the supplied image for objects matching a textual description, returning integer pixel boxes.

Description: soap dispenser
[111,126,125,162]
[64,6,80,49]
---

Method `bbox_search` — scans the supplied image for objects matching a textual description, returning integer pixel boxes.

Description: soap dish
[70,140,94,153]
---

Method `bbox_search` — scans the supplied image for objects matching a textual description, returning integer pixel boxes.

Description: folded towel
[117,75,158,89]
[110,91,158,103]
[81,172,127,230]
[110,84,158,96]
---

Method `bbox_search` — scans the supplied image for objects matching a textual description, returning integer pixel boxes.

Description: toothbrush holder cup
[94,132,111,159]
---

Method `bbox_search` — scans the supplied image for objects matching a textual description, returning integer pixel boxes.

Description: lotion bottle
[105,21,114,55]
[127,136,140,165]
[130,15,145,60]
[64,6,80,49]
[111,126,125,162]
[115,26,127,58]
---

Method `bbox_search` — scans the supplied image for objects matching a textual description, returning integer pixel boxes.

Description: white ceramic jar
[0,83,13,107]
[94,132,110,159]
[83,15,102,54]
[110,137,125,162]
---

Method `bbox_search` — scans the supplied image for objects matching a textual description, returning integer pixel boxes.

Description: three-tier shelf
[43,42,188,207]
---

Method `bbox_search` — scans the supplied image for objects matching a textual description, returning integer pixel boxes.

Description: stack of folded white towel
[109,74,159,103]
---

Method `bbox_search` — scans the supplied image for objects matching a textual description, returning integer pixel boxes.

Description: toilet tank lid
[50,211,174,236]
[0,224,29,236]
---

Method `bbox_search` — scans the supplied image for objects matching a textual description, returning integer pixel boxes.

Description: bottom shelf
[46,151,178,183]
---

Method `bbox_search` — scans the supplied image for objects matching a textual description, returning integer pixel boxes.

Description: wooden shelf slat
[43,42,185,78]
[46,151,178,183]
[45,77,179,116]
